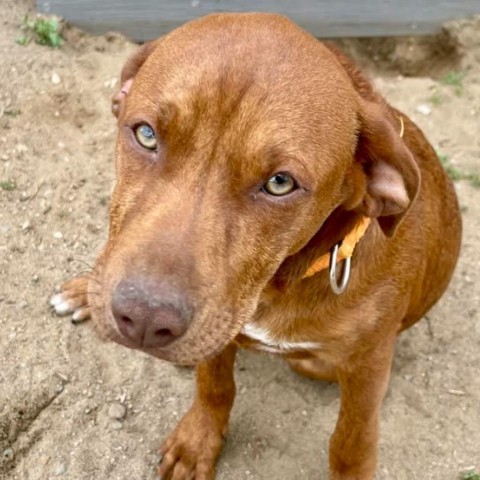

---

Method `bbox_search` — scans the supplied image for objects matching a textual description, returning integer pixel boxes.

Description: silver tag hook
[329,242,351,295]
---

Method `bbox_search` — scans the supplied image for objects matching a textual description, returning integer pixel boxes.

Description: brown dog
[50,13,462,479]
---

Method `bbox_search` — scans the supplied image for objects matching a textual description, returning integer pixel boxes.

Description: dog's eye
[263,173,296,196]
[134,124,157,150]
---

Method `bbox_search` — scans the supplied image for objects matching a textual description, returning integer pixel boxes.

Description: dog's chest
[237,322,321,354]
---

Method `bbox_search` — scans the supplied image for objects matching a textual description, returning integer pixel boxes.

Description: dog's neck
[271,208,370,290]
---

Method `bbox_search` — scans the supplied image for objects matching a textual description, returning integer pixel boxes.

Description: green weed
[17,15,63,48]
[438,153,480,189]
[442,71,465,96]
[0,180,17,191]
[3,109,21,117]
[460,470,480,480]
[428,92,443,106]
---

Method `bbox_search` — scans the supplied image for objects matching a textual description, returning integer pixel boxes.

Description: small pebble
[53,231,63,239]
[51,72,61,85]
[53,462,67,475]
[103,78,117,89]
[15,143,28,154]
[415,104,432,116]
[55,372,69,382]
[2,448,14,460]
[21,220,31,231]
[108,403,127,420]
[111,421,123,430]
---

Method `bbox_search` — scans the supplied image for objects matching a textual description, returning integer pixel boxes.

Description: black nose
[111,277,192,348]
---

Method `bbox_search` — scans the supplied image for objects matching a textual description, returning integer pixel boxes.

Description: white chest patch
[241,323,320,354]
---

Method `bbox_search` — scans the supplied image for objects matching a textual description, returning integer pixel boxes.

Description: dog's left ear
[111,41,159,117]
[353,101,421,237]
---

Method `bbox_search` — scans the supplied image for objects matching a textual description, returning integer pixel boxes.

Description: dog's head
[90,13,420,365]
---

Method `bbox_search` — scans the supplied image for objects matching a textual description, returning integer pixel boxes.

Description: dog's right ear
[351,101,421,237]
[111,41,158,117]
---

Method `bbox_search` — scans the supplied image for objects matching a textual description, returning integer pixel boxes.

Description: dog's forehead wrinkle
[140,25,358,132]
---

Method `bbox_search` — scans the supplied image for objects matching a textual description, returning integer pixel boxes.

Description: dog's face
[89,14,419,365]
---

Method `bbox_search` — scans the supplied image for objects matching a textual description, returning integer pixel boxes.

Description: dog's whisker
[69,271,102,285]
[97,178,116,185]
[71,258,98,270]
[72,269,98,277]
[82,276,102,285]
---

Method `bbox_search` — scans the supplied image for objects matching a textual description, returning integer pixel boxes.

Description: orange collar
[302,216,371,279]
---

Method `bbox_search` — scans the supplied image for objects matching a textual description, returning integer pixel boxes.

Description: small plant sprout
[460,469,480,480]
[0,180,17,191]
[442,70,465,96]
[438,153,480,189]
[17,15,63,48]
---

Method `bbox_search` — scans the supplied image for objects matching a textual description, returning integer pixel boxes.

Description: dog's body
[51,13,461,479]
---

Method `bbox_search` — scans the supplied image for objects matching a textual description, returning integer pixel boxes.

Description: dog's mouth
[114,316,244,366]
[89,290,249,366]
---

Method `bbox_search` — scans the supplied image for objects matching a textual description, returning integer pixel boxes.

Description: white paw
[50,293,76,315]
[50,290,90,323]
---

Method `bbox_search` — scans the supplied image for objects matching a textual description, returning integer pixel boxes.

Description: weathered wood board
[37,0,480,41]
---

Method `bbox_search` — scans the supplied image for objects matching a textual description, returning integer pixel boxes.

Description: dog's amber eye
[263,173,296,196]
[134,124,157,150]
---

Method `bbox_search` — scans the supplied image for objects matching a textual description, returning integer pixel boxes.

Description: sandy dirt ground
[1,1,479,479]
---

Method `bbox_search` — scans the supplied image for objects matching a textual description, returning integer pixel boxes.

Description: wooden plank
[37,0,480,41]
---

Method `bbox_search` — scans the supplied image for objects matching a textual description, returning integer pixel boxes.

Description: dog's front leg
[329,334,396,480]
[159,343,237,480]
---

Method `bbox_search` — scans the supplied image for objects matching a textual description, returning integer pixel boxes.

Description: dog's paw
[50,276,92,324]
[158,406,223,480]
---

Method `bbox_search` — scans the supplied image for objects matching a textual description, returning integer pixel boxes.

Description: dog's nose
[111,277,192,348]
